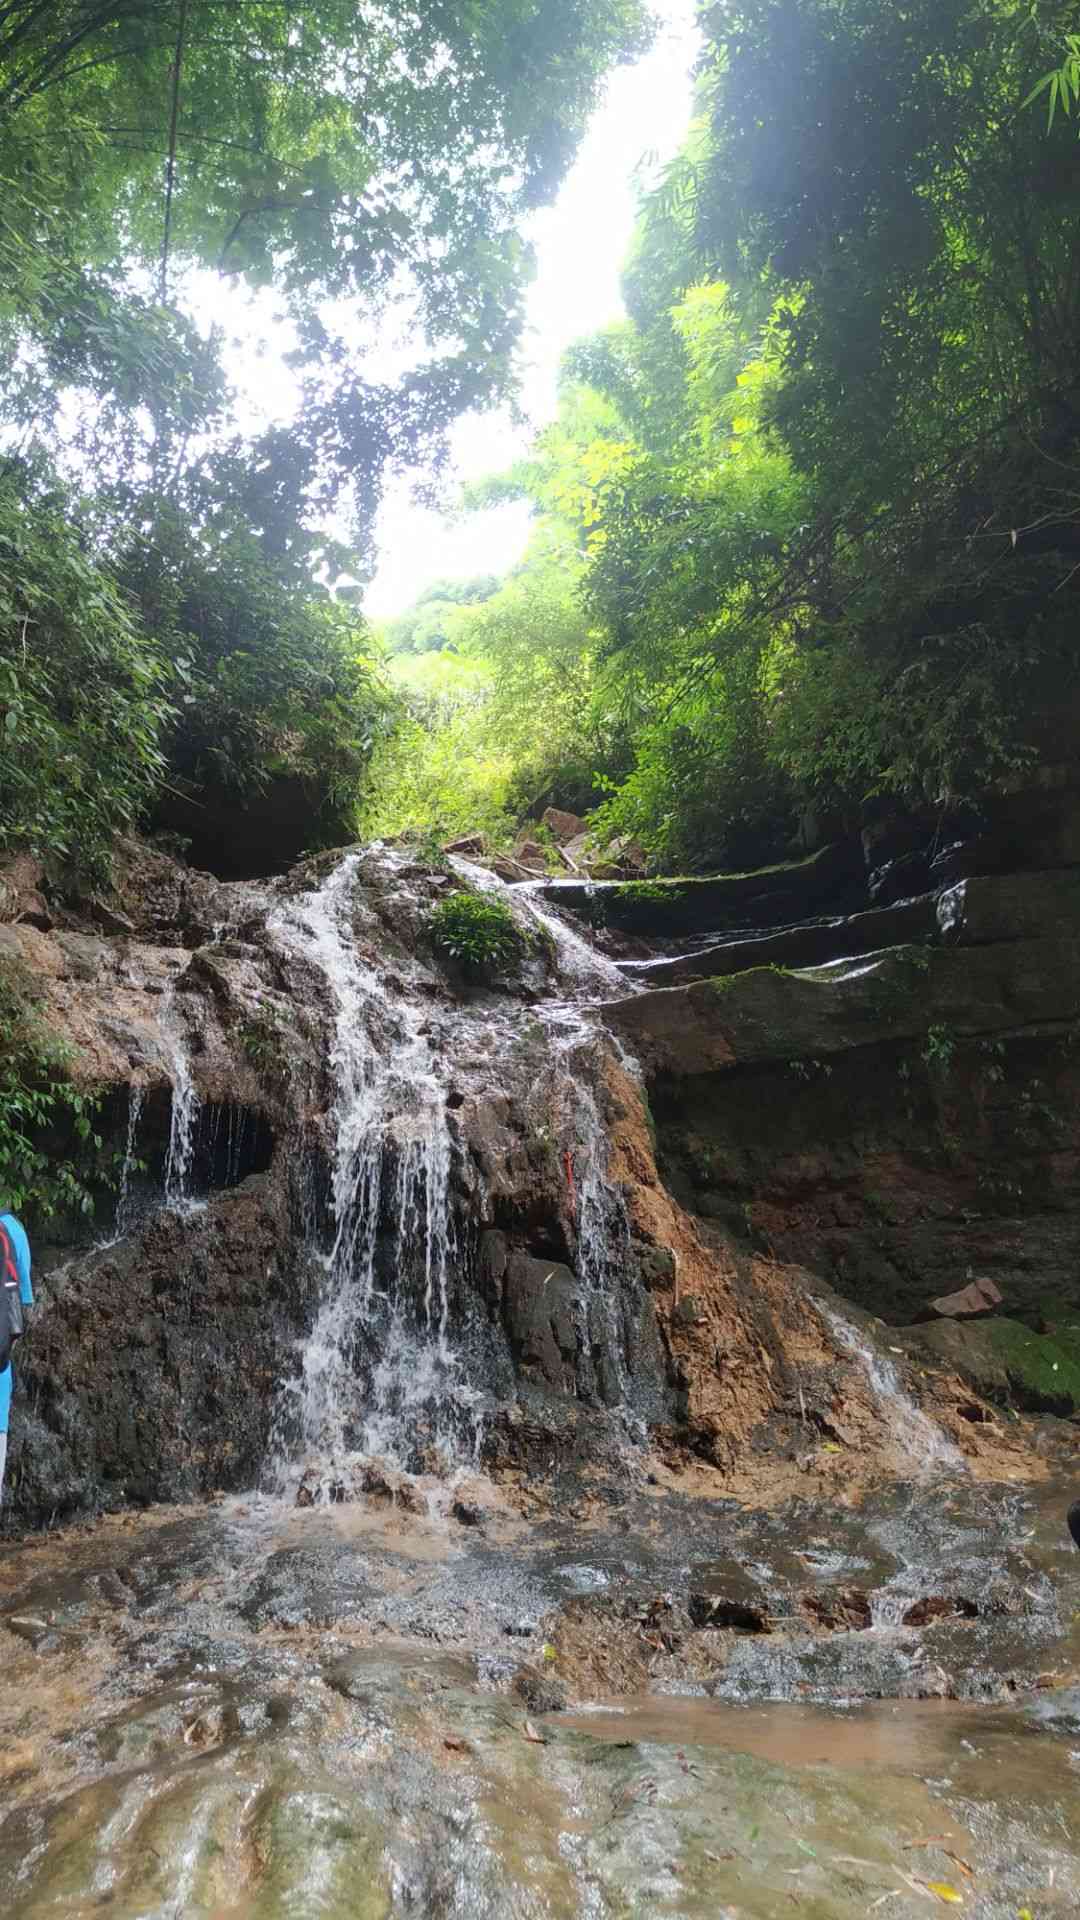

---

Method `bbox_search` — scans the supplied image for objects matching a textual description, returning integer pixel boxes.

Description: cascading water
[113,1084,145,1239]
[268,854,482,1495]
[823,1308,964,1476]
[162,994,200,1213]
[459,854,649,1426]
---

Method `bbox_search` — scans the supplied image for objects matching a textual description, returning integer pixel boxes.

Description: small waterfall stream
[268,854,482,1495]
[112,1084,145,1241]
[260,850,649,1498]
[162,992,201,1212]
[823,1308,964,1475]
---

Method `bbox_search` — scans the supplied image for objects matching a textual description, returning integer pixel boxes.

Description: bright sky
[202,2,699,619]
[365,2,700,617]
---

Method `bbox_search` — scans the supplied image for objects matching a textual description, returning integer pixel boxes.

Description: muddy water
[1,1481,1079,1918]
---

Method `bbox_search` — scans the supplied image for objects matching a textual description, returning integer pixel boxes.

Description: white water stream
[259,851,651,1495]
[162,994,201,1212]
[824,1308,964,1476]
[268,855,482,1493]
[113,1084,145,1240]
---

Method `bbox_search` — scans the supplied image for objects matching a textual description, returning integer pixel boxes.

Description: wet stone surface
[0,1478,1078,1916]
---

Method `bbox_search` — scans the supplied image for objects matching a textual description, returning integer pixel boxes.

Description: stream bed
[1,1472,1078,1918]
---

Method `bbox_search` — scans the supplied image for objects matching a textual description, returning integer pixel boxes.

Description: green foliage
[361,651,519,846]
[386,577,501,656]
[1024,18,1080,127]
[611,881,680,905]
[238,1011,284,1078]
[118,513,393,841]
[0,461,170,878]
[0,0,651,564]
[0,958,103,1220]
[427,890,522,976]
[421,0,1080,873]
[923,1024,958,1076]
[0,1,651,880]
[982,1315,1080,1413]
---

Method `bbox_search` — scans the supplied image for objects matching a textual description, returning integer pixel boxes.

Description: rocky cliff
[5,774,1077,1527]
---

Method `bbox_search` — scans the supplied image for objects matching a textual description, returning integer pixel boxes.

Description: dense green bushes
[0,957,103,1220]
[0,464,169,878]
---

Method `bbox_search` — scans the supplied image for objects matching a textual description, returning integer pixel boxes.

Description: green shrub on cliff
[428,891,522,978]
[0,957,103,1219]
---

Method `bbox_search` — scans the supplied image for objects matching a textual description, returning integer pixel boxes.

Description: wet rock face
[649,1022,1080,1343]
[8,1176,322,1522]
[595,837,1080,1404]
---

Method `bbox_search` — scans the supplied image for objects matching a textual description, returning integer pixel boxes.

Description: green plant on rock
[428,891,523,978]
[923,1024,957,1076]
[238,1010,284,1079]
[0,957,104,1219]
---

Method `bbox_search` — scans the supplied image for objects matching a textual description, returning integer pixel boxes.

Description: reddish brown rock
[540,807,584,845]
[927,1278,1003,1319]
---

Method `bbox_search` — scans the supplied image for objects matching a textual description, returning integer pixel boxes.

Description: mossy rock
[608,937,1080,1075]
[911,1314,1080,1415]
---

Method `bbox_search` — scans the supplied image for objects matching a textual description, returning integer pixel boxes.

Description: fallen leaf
[522,1718,547,1744]
[925,1883,964,1906]
[822,1442,842,1453]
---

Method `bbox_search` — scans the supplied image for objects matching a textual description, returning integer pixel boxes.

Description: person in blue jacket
[0,1211,32,1504]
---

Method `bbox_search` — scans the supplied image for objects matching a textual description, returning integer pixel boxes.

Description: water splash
[268,855,481,1495]
[868,1588,913,1632]
[824,1308,964,1476]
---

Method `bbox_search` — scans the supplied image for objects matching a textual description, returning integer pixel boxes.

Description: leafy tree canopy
[0,0,651,878]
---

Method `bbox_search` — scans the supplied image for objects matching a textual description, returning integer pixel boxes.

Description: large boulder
[501,1253,582,1395]
[937,869,1080,945]
[7,1175,321,1521]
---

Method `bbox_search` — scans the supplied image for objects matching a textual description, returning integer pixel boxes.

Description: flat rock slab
[605,937,1080,1073]
[619,895,937,986]
[530,841,864,937]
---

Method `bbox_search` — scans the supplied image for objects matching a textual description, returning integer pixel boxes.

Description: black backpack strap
[0,1222,16,1289]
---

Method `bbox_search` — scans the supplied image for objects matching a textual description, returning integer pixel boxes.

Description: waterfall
[451,856,634,1003]
[452,856,649,1420]
[540,1008,639,1417]
[114,1084,145,1239]
[163,994,201,1213]
[823,1308,964,1476]
[268,855,481,1495]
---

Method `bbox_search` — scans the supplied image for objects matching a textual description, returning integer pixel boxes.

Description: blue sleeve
[2,1215,32,1306]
